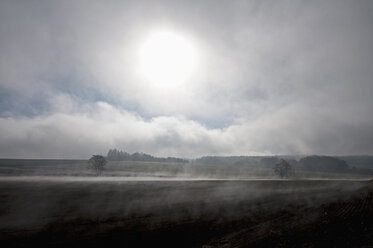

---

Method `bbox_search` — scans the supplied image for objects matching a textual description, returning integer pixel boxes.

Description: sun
[138,30,197,85]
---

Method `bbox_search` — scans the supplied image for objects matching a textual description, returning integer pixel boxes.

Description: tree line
[106,149,188,163]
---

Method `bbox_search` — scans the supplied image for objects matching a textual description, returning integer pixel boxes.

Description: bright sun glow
[138,31,197,85]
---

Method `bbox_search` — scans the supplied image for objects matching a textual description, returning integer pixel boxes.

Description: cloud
[0,97,232,158]
[0,0,373,158]
[1,96,372,159]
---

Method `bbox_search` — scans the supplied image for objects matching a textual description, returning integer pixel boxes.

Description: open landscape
[0,159,372,248]
[1,1,373,247]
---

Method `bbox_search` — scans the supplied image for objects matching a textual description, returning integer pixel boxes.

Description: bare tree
[274,159,292,178]
[88,155,107,176]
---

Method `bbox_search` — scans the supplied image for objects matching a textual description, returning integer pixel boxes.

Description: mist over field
[0,155,372,247]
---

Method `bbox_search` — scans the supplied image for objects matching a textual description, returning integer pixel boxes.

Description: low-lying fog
[1,175,371,232]
[0,176,371,182]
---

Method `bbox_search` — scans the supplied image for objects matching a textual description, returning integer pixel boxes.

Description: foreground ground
[0,177,372,247]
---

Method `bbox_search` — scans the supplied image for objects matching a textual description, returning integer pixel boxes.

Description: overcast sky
[1,0,373,159]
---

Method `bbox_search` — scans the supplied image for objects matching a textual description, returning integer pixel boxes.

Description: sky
[0,0,373,159]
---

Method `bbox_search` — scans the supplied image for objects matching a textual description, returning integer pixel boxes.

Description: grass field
[0,159,371,179]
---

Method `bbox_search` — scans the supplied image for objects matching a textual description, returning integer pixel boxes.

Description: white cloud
[1,1,373,158]
[1,97,373,159]
[0,98,231,158]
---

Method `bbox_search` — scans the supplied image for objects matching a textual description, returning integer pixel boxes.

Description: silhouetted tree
[88,155,106,176]
[274,159,292,178]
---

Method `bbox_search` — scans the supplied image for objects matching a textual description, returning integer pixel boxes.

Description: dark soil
[0,178,372,248]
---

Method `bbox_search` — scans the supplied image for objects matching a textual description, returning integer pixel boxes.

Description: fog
[1,177,370,231]
[1,176,371,182]
[0,159,372,247]
[1,1,373,246]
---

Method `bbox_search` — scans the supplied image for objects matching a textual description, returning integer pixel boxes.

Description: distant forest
[194,155,373,175]
[106,149,188,163]
[106,149,373,175]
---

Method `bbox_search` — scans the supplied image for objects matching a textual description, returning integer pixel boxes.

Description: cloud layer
[1,0,373,158]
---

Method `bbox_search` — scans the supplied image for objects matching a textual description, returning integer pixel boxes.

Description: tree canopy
[274,159,292,178]
[88,155,106,176]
